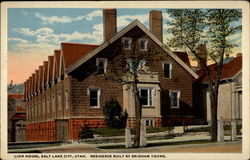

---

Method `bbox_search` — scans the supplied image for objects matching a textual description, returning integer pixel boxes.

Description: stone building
[24,9,198,142]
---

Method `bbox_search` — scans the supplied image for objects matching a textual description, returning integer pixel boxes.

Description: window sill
[171,107,180,109]
[90,106,101,109]
[142,106,155,108]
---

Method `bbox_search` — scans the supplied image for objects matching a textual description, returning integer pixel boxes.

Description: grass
[97,139,212,149]
[185,125,242,133]
[92,127,171,137]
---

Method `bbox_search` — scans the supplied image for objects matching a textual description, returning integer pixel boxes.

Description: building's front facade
[24,9,198,142]
[194,54,242,124]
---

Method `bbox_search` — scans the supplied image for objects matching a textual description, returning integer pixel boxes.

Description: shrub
[79,127,94,139]
[103,99,128,129]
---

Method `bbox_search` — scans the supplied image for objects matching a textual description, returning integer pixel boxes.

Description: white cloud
[86,10,102,21]
[117,14,148,28]
[8,38,28,44]
[35,13,74,24]
[34,10,102,24]
[21,10,29,16]
[14,28,35,36]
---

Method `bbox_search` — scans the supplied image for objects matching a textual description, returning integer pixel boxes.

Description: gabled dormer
[43,61,48,89]
[38,66,43,92]
[53,50,61,83]
[35,70,39,94]
[47,56,54,87]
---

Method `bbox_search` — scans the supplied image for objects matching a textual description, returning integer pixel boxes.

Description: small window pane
[140,40,146,49]
[141,89,148,97]
[89,90,98,107]
[171,92,178,107]
[164,63,170,78]
[98,60,105,74]
[124,39,129,48]
[90,99,98,106]
[90,90,97,98]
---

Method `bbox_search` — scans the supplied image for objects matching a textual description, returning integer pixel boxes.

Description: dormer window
[163,62,172,79]
[139,39,148,51]
[122,37,132,50]
[96,58,107,74]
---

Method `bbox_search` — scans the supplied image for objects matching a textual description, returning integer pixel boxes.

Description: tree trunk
[209,85,219,142]
[131,76,142,148]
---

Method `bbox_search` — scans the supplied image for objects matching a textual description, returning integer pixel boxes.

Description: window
[47,98,50,113]
[139,88,152,106]
[88,89,100,107]
[163,62,172,78]
[52,96,56,112]
[42,100,45,115]
[170,90,180,108]
[58,94,62,111]
[96,58,107,74]
[146,119,153,127]
[127,59,146,72]
[139,39,148,51]
[122,37,132,50]
[65,91,69,109]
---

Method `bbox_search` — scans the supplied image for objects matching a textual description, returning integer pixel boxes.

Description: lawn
[185,125,242,133]
[92,127,171,137]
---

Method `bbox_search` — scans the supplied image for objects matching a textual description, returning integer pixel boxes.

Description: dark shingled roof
[197,55,242,83]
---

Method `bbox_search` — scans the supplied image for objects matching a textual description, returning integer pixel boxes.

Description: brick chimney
[149,10,163,42]
[197,44,207,69]
[103,9,117,41]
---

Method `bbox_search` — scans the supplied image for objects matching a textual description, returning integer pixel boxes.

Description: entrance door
[56,120,68,142]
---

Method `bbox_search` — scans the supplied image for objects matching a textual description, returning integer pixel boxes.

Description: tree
[103,28,164,147]
[8,80,16,91]
[166,9,242,141]
[103,99,128,129]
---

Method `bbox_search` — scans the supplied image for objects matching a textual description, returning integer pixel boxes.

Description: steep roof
[173,51,191,67]
[54,50,61,77]
[43,61,48,86]
[197,55,242,83]
[48,56,54,83]
[39,66,43,90]
[61,42,99,69]
[67,20,198,79]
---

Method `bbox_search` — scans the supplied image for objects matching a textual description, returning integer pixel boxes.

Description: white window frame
[58,93,62,111]
[127,59,146,73]
[169,90,181,108]
[145,119,154,127]
[65,90,69,109]
[96,58,108,74]
[139,39,148,51]
[138,87,154,107]
[163,62,172,79]
[87,88,101,108]
[122,37,132,50]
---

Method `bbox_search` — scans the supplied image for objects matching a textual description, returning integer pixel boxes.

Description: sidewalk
[9,132,242,153]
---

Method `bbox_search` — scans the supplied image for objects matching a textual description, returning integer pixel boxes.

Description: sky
[7,8,242,84]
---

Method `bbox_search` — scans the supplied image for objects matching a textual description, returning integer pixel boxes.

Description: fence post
[140,119,147,147]
[125,127,132,148]
[231,120,237,141]
[217,116,224,142]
